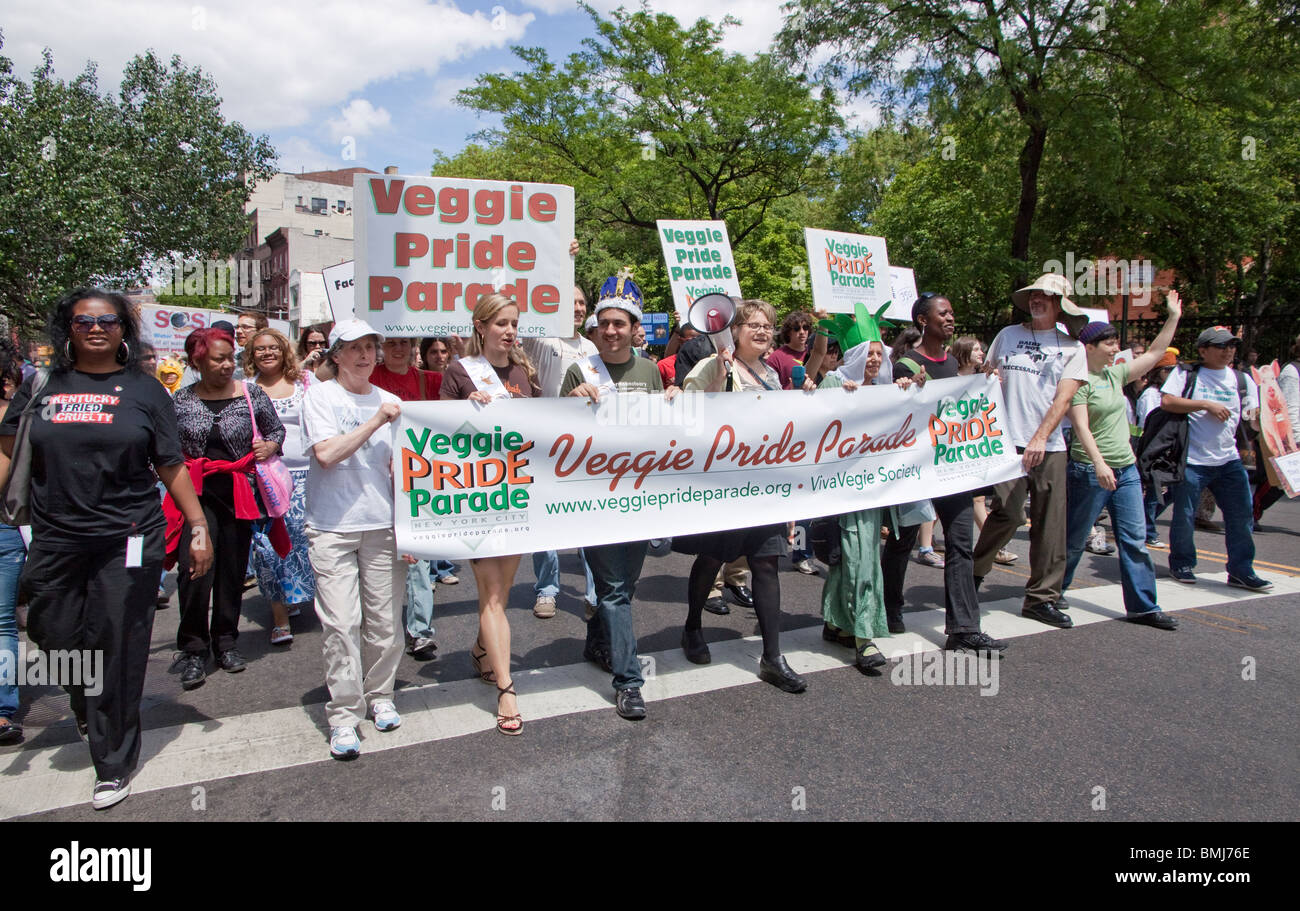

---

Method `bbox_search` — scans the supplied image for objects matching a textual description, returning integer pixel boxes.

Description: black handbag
[0,370,51,526]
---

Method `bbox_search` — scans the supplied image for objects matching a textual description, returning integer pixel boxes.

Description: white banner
[657,219,743,322]
[355,173,575,338]
[804,227,891,315]
[393,374,1023,559]
[321,260,355,323]
[139,304,227,358]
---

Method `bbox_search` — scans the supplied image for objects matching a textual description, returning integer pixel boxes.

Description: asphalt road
[5,495,1298,822]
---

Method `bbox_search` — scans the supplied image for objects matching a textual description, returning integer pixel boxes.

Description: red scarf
[162,453,291,568]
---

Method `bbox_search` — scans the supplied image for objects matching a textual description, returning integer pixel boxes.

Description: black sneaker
[615,687,647,720]
[218,649,247,673]
[178,653,207,690]
[1022,602,1073,628]
[91,775,131,811]
[1125,611,1179,630]
[944,631,1009,653]
[1227,573,1273,593]
[1169,567,1197,584]
[583,644,613,674]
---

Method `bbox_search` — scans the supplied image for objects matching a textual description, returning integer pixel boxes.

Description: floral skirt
[252,470,315,606]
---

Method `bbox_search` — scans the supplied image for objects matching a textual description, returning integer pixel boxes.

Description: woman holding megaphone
[675,298,807,693]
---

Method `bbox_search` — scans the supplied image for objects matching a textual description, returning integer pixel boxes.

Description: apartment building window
[311,197,328,214]
[337,199,346,212]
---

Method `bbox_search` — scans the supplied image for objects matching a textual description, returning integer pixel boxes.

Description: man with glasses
[1159,327,1270,590]
[972,274,1090,629]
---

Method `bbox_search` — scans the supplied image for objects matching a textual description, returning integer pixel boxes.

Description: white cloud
[2,0,535,130]
[523,0,788,56]
[275,136,342,173]
[327,98,392,142]
[838,94,885,131]
[429,75,479,110]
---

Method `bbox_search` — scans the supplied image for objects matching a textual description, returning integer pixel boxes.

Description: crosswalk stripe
[1,570,1295,819]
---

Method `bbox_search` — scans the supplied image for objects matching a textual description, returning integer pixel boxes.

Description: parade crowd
[1,265,1296,812]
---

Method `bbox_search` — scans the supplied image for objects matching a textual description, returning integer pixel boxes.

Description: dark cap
[211,320,236,337]
[1196,326,1238,347]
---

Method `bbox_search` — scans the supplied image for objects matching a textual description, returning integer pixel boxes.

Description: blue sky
[3,0,878,178]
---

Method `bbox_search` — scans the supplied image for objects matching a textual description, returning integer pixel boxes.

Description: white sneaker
[793,559,818,575]
[329,725,361,759]
[439,573,460,585]
[533,595,557,619]
[371,701,401,732]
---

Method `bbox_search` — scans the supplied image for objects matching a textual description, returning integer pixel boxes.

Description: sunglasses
[71,314,124,333]
[305,339,327,348]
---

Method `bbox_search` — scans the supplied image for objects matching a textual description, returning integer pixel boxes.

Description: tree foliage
[0,36,276,339]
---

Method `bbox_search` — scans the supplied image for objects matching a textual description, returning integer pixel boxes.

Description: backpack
[1136,365,1249,488]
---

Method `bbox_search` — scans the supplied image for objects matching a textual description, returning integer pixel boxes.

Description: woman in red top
[372,337,442,401]
[440,293,540,735]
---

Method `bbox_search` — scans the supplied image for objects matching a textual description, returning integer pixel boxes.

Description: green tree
[449,3,840,315]
[0,37,276,339]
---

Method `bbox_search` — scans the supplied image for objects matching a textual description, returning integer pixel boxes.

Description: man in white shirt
[973,273,1089,628]
[1159,326,1270,590]
[520,283,598,619]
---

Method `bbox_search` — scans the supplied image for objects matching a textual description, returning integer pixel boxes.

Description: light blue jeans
[404,559,435,640]
[0,525,27,720]
[1064,462,1159,615]
[533,550,596,604]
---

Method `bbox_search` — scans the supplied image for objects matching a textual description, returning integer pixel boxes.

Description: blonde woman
[440,293,540,734]
[245,328,315,645]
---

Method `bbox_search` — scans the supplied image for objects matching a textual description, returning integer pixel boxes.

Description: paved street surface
[3,498,1297,821]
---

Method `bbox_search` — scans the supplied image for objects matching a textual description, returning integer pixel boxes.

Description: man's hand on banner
[468,390,495,405]
[664,386,681,402]
[569,382,601,403]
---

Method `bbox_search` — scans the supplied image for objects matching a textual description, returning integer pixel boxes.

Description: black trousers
[22,526,163,781]
[177,497,253,656]
[881,493,982,635]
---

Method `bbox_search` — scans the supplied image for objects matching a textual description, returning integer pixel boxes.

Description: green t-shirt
[560,354,664,396]
[1069,361,1133,467]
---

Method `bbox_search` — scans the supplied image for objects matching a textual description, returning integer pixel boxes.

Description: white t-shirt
[987,323,1089,450]
[1161,365,1259,467]
[1135,384,1163,428]
[1279,361,1300,438]
[260,377,311,471]
[300,379,401,532]
[522,336,599,398]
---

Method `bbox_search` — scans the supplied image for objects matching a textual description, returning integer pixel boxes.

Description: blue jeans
[1143,482,1168,543]
[1064,462,1160,615]
[1168,459,1256,578]
[404,559,435,639]
[0,525,25,720]
[532,550,596,604]
[432,560,458,581]
[583,540,647,691]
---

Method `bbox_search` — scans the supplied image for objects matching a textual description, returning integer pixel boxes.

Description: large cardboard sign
[394,373,1023,559]
[139,304,226,358]
[656,220,743,322]
[355,174,575,338]
[804,228,891,316]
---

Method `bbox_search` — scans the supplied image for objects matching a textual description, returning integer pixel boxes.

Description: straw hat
[1012,273,1088,337]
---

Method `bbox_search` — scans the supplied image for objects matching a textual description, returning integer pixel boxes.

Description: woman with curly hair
[245,328,316,645]
[0,288,211,808]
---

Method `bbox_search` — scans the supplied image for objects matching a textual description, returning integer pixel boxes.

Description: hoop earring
[65,340,73,361]
[117,341,130,364]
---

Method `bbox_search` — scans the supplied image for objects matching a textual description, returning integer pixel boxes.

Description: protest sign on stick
[657,220,743,323]
[356,173,575,337]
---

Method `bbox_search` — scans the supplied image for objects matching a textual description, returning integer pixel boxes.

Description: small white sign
[322,260,355,323]
[887,266,918,323]
[804,227,891,315]
[656,220,742,322]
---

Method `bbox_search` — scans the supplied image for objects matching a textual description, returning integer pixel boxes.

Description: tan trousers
[973,451,1068,609]
[306,526,407,729]
[709,557,750,598]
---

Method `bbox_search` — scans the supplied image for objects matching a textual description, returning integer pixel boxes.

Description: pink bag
[242,382,293,518]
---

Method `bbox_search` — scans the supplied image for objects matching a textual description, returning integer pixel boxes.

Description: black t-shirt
[0,368,183,550]
[893,348,959,381]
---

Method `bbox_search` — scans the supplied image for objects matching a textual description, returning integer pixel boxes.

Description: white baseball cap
[329,319,384,346]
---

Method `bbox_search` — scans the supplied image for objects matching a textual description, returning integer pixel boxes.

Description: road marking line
[1186,608,1269,630]
[2,571,1295,819]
